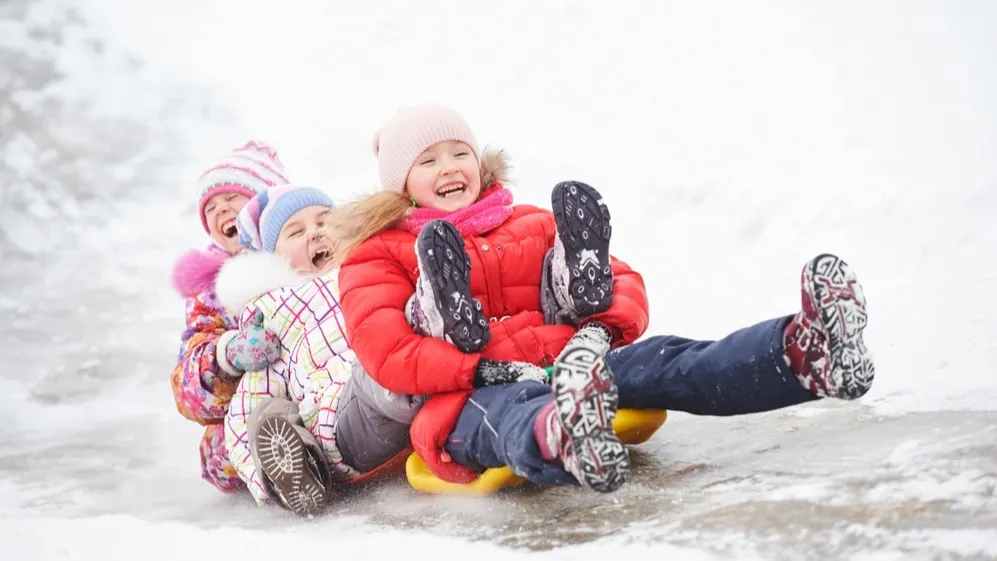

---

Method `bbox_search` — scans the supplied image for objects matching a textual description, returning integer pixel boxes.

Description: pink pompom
[171,246,230,297]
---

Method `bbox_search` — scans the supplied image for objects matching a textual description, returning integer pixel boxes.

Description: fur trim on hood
[479,147,510,191]
[214,251,308,316]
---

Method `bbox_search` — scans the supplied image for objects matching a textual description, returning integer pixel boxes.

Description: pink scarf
[398,187,514,237]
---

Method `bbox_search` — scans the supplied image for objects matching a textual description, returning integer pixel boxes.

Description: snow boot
[784,254,875,400]
[250,398,331,516]
[537,323,629,492]
[409,219,490,353]
[549,181,614,320]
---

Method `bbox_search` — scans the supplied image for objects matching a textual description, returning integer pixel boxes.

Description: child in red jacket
[336,103,875,493]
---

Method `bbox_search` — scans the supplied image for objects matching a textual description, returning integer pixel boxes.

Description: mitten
[217,310,281,377]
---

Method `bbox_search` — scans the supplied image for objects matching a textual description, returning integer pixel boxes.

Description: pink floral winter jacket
[169,244,245,493]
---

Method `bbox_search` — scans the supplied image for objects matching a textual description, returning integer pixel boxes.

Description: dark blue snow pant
[444,315,818,486]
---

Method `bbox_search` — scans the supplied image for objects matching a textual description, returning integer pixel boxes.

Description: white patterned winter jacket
[215,252,358,505]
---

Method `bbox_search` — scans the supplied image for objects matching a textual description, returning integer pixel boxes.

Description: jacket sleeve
[223,304,290,506]
[339,236,481,395]
[169,293,240,425]
[585,256,650,346]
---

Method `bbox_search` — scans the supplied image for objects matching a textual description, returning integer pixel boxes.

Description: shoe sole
[255,416,328,516]
[803,254,875,399]
[551,345,629,492]
[551,181,613,317]
[416,220,490,353]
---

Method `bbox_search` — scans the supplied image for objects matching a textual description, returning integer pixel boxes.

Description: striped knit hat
[372,102,479,193]
[197,140,290,233]
[236,185,335,252]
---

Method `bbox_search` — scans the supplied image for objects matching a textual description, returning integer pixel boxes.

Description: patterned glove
[217,309,281,377]
[473,358,549,388]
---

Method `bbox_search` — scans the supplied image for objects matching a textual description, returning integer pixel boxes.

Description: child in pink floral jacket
[169,141,290,492]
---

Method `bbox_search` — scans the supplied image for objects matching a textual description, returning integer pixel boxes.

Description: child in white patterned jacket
[215,185,427,515]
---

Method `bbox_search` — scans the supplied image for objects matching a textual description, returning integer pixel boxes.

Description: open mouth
[221,218,237,238]
[311,247,333,270]
[435,181,466,199]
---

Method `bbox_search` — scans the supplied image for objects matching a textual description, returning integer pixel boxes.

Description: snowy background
[1,0,995,559]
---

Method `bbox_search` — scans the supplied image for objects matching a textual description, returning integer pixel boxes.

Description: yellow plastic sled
[406,408,668,496]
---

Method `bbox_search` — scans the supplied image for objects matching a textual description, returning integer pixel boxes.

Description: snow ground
[1,0,995,559]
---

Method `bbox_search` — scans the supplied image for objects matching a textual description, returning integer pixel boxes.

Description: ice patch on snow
[885,440,922,465]
[865,469,995,506]
[846,527,997,560]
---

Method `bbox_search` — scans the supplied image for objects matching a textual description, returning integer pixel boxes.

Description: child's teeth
[439,186,464,198]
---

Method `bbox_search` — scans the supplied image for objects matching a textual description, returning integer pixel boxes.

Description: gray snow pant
[335,360,427,472]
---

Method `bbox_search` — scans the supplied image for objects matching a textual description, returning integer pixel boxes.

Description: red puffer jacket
[339,151,649,482]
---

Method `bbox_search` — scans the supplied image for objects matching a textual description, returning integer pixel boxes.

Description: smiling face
[273,205,336,275]
[203,192,251,254]
[404,140,481,212]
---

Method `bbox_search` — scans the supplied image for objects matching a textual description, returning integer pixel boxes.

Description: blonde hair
[328,190,413,266]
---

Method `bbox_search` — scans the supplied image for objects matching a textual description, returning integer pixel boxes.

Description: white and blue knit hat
[236,185,335,252]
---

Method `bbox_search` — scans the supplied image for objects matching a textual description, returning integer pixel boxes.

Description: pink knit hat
[196,140,290,232]
[372,102,479,193]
